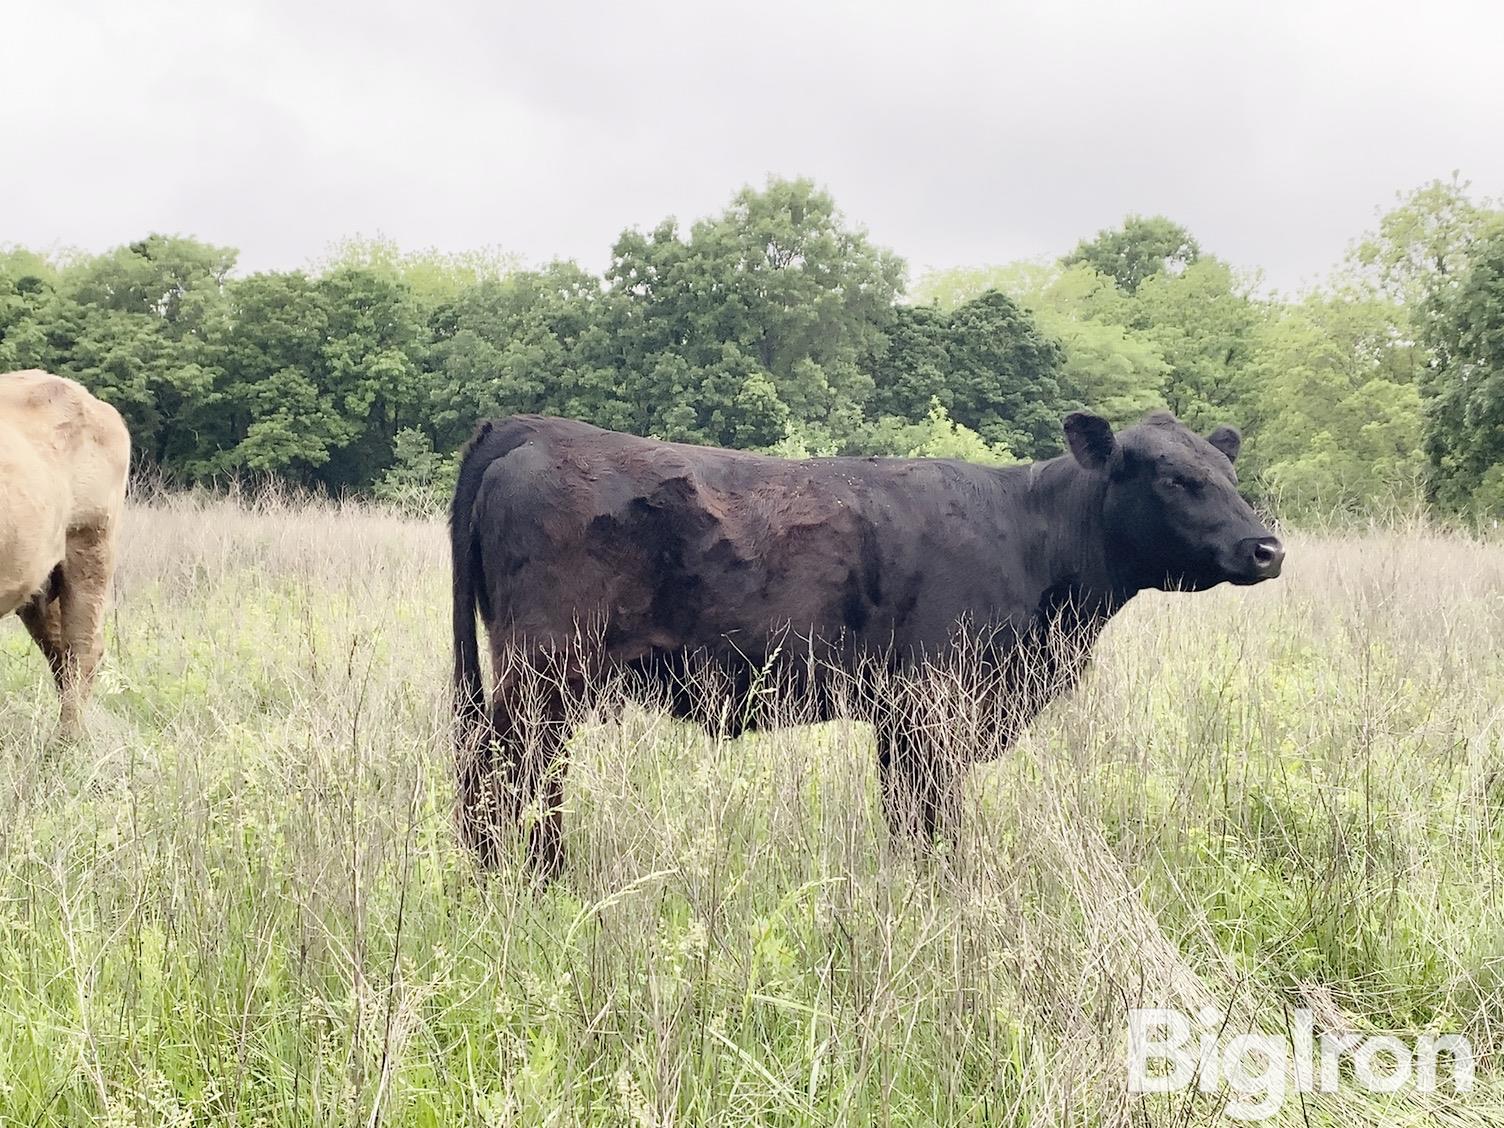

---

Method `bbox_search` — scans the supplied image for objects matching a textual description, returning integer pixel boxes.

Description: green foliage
[602,177,903,447]
[210,270,342,478]
[1242,293,1427,514]
[864,399,1016,463]
[1130,258,1262,432]
[916,252,1253,452]
[0,247,57,370]
[8,176,1504,517]
[915,262,1168,429]
[373,428,459,514]
[314,267,429,490]
[914,182,1503,519]
[49,234,236,467]
[867,292,1071,458]
[1062,214,1200,294]
[1349,173,1495,307]
[942,290,1068,458]
[868,304,950,420]
[314,233,520,304]
[426,262,611,446]
[1423,225,1504,515]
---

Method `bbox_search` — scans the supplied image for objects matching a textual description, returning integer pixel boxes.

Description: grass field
[1,492,1501,1126]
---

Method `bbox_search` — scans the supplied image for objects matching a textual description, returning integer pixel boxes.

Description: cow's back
[469,417,842,660]
[464,416,1028,671]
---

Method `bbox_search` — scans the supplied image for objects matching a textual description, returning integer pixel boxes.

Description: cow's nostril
[1252,538,1284,569]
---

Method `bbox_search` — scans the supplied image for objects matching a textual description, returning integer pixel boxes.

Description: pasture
[1,492,1501,1126]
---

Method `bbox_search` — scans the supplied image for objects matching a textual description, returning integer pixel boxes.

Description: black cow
[450,410,1283,877]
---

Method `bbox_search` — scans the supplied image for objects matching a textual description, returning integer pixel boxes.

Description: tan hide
[0,369,130,736]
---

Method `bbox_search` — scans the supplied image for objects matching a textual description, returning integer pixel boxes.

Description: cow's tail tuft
[451,420,501,754]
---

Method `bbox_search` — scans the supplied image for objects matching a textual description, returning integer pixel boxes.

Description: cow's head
[1063,410,1284,591]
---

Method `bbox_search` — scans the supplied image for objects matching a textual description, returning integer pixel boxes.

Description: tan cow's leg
[17,592,66,691]
[56,523,116,737]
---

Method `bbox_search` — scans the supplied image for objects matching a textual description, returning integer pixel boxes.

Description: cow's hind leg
[456,725,503,868]
[877,723,959,847]
[56,524,116,737]
[17,573,66,692]
[459,660,578,882]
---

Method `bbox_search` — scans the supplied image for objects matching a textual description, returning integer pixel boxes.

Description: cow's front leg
[877,723,958,846]
[17,585,66,694]
[877,726,920,839]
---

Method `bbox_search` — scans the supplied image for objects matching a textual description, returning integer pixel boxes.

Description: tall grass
[0,491,1501,1125]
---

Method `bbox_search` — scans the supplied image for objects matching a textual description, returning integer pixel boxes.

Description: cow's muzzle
[1232,535,1285,582]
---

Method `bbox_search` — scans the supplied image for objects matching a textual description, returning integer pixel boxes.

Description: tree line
[2,175,1501,517]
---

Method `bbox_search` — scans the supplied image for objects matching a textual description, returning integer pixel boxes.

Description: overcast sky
[6,0,1502,293]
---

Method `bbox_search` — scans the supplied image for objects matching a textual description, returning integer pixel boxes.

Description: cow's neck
[1011,455,1138,626]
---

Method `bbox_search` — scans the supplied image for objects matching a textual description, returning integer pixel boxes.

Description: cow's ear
[1063,412,1116,471]
[1207,425,1242,464]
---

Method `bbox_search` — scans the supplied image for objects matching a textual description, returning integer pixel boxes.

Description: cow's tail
[450,420,504,754]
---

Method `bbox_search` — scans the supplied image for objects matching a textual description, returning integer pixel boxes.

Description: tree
[209,266,430,489]
[48,235,235,472]
[695,177,902,410]
[943,290,1070,459]
[603,177,904,447]
[699,344,791,449]
[915,262,1167,427]
[4,176,1491,520]
[1045,313,1167,428]
[0,248,58,371]
[315,234,520,306]
[1349,174,1494,308]
[1129,258,1261,432]
[863,286,1070,459]
[374,428,458,514]
[1422,225,1504,515]
[911,262,1057,312]
[1242,293,1426,514]
[209,271,342,480]
[316,267,427,487]
[860,399,1015,463]
[426,262,610,451]
[1062,215,1200,294]
[868,304,951,420]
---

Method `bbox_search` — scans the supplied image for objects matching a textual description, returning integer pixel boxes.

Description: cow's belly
[0,445,68,616]
[0,538,62,616]
[607,609,1098,756]
[0,529,64,616]
[621,643,853,736]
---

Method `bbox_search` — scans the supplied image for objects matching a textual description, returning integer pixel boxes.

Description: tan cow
[1,369,130,737]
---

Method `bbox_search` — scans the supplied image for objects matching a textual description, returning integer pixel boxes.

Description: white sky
[5,0,1502,293]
